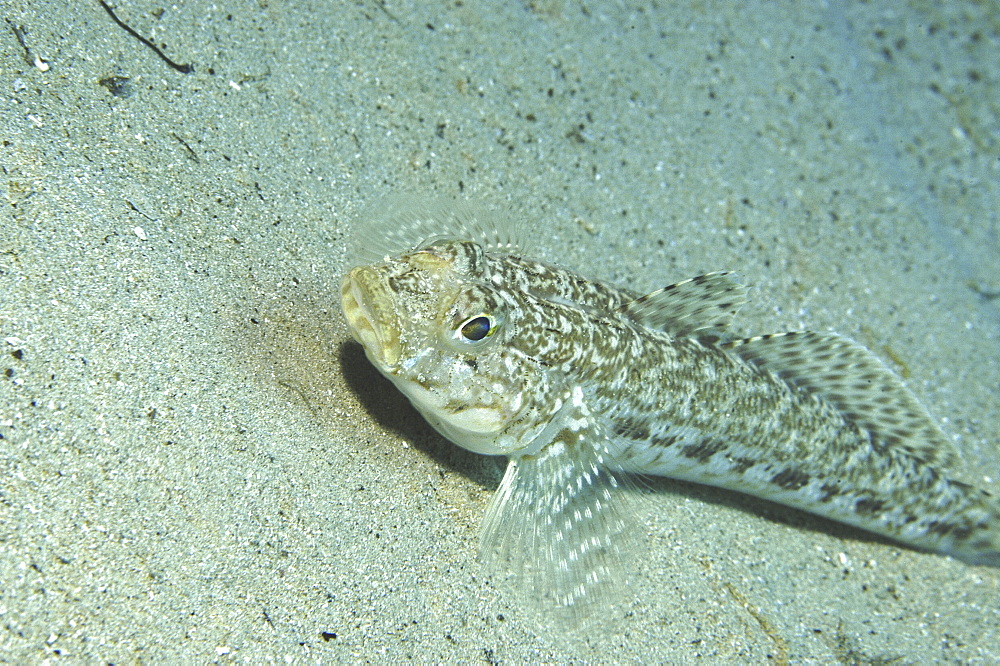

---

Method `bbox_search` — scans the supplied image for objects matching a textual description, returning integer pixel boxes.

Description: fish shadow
[637,474,907,556]
[339,341,504,490]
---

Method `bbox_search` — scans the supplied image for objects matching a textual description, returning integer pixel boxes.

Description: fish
[339,199,1000,630]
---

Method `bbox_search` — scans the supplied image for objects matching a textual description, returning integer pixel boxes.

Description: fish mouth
[340,266,402,369]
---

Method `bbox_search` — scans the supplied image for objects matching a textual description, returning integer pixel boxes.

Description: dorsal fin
[621,272,748,337]
[723,331,962,470]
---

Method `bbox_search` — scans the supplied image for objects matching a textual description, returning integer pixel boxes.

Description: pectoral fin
[479,418,640,634]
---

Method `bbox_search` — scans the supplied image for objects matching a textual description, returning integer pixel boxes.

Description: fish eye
[457,315,495,343]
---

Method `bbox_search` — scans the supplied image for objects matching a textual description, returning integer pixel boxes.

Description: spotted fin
[621,272,748,338]
[723,331,962,471]
[479,418,639,634]
[347,196,527,268]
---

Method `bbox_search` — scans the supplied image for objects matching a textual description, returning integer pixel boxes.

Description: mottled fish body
[340,200,1000,628]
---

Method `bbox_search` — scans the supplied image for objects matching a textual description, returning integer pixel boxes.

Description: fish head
[341,238,547,456]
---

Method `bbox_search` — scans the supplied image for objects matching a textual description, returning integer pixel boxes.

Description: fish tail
[928,482,1000,566]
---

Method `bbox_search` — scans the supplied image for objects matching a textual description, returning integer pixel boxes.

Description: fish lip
[340,266,402,369]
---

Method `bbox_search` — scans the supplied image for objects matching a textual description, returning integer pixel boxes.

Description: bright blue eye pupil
[461,316,491,341]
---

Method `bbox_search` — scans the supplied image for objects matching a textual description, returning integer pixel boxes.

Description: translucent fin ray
[346,195,527,269]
